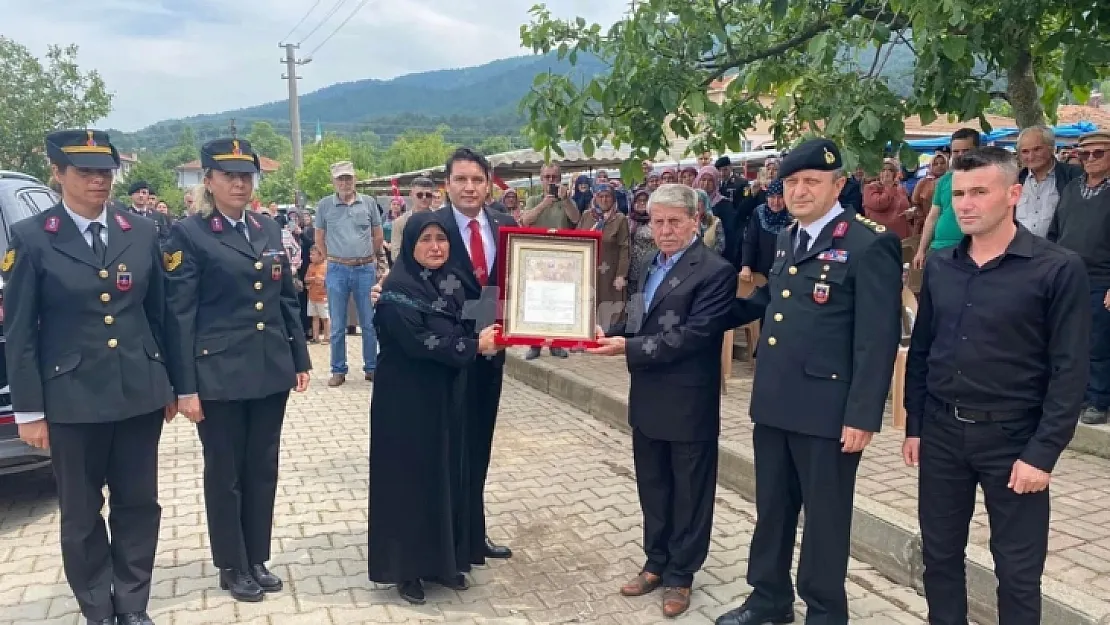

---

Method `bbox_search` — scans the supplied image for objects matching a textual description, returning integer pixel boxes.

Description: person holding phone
[519,162,581,359]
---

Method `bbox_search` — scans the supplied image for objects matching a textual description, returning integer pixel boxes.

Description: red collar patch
[832,221,848,238]
[248,214,261,229]
[210,216,224,232]
[44,216,60,233]
[114,213,132,231]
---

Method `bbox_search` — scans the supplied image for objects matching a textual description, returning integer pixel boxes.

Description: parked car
[0,170,58,475]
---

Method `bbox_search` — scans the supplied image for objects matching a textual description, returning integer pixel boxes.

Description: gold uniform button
[100,293,111,303]
[781,289,791,298]
[767,337,777,346]
[202,349,209,355]
[788,266,798,275]
[98,269,109,279]
[104,315,114,325]
[254,282,263,291]
[823,265,831,271]
[773,313,783,322]
[256,322,265,331]
[255,302,264,311]
[820,274,827,280]
[255,261,264,270]
[107,338,118,348]
[831,374,839,380]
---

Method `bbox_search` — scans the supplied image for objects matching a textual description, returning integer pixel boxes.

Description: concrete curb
[504,353,1110,625]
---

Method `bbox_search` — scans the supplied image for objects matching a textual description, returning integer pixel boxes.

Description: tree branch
[711,0,737,61]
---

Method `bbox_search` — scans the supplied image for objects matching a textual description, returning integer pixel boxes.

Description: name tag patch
[816,249,849,263]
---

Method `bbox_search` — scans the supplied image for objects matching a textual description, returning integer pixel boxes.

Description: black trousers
[49,411,163,621]
[465,358,504,545]
[197,392,289,571]
[919,407,1048,625]
[632,428,718,588]
[746,424,861,625]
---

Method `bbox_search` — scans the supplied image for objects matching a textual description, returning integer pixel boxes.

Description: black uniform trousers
[465,357,504,544]
[919,405,1048,625]
[746,424,861,625]
[197,392,289,571]
[632,428,718,588]
[49,410,164,621]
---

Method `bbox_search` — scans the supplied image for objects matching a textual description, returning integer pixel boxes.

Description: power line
[297,0,350,45]
[305,0,374,58]
[279,0,323,44]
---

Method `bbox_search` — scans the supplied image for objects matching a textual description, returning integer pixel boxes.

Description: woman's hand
[740,267,752,282]
[295,372,310,392]
[179,395,204,423]
[477,324,502,354]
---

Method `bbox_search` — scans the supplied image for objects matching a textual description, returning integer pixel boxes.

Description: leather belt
[940,402,1037,424]
[328,256,375,266]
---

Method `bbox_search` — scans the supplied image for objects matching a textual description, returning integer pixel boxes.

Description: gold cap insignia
[0,249,15,272]
[86,131,97,147]
[163,250,183,272]
[823,148,836,165]
[232,140,241,156]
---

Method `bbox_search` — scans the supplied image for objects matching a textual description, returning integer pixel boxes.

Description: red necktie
[468,219,489,286]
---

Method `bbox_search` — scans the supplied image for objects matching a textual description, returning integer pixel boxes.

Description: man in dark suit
[126,180,173,243]
[589,183,739,618]
[3,130,177,625]
[715,139,902,625]
[434,147,518,562]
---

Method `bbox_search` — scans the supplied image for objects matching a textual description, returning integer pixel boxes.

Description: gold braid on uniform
[854,212,887,233]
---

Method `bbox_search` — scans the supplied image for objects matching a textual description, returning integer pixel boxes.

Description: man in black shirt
[904,147,1090,625]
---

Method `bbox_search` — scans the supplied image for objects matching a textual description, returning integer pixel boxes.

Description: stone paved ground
[517,348,1110,599]
[0,343,941,624]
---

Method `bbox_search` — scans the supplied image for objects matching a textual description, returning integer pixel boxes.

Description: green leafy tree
[519,0,1110,175]
[0,37,113,181]
[298,135,356,202]
[161,127,198,169]
[350,131,382,175]
[112,159,176,203]
[377,126,455,175]
[246,121,293,161]
[257,160,297,205]
[477,135,515,155]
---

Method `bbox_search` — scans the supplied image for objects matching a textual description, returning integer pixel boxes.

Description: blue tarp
[904,121,1098,151]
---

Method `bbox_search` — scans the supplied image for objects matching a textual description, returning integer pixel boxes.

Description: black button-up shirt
[905,226,1090,471]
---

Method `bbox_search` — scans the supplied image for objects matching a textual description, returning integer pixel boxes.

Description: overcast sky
[2,0,627,131]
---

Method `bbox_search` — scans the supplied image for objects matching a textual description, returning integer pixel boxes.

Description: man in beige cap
[1048,128,1110,424]
[314,161,385,386]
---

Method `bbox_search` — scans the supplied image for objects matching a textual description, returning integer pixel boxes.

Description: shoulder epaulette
[853,212,886,233]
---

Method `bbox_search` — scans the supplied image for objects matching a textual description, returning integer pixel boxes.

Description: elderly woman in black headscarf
[367,212,502,606]
[741,179,791,282]
[571,174,593,215]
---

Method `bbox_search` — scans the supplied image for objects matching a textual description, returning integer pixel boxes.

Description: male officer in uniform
[127,180,173,243]
[716,139,903,625]
[3,130,177,625]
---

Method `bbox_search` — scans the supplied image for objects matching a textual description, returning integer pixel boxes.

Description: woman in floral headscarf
[679,166,698,187]
[694,165,741,268]
[577,182,631,331]
[741,179,791,281]
[626,189,656,288]
[694,189,726,255]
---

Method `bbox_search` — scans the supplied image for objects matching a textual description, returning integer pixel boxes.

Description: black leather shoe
[250,563,283,592]
[715,605,794,625]
[219,568,264,602]
[398,580,425,605]
[428,573,469,591]
[116,612,154,625]
[88,618,114,625]
[484,537,512,559]
[550,347,569,358]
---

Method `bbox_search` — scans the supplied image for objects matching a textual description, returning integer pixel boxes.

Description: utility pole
[280,43,311,170]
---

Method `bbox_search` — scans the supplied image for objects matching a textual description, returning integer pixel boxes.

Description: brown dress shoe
[662,587,691,618]
[364,372,374,382]
[327,374,345,387]
[619,571,662,597]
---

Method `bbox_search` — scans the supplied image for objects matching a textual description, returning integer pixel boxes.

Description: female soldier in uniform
[162,138,312,602]
[3,129,176,625]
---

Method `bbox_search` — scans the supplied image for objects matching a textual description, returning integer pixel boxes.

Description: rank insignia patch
[0,249,14,272]
[163,250,183,272]
[116,271,132,292]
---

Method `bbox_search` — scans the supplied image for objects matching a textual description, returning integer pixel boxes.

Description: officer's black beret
[778,138,843,179]
[714,156,731,168]
[128,180,149,195]
[201,138,261,174]
[45,130,119,170]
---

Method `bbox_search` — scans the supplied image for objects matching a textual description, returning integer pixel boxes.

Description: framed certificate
[495,226,602,348]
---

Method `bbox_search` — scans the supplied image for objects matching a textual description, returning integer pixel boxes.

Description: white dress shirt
[15,205,109,425]
[452,207,496,275]
[795,203,844,252]
[1015,171,1058,237]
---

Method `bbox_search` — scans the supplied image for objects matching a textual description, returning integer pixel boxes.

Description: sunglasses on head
[414,191,433,199]
[1077,149,1107,161]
